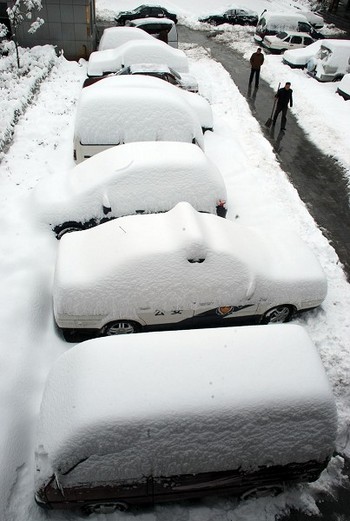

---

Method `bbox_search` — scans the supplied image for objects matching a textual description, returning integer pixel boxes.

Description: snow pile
[36,325,337,485]
[0,44,57,153]
[33,141,227,227]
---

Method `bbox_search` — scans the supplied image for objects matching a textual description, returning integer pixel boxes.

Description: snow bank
[35,325,337,485]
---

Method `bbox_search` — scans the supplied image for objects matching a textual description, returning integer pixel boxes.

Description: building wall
[8,0,97,60]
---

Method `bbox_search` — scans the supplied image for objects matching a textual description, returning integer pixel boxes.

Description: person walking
[272,82,293,131]
[249,47,264,88]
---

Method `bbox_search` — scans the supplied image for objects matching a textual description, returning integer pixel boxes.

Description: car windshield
[169,67,181,79]
[277,31,288,39]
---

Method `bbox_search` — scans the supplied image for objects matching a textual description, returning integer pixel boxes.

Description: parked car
[87,39,189,77]
[53,202,327,340]
[199,6,258,26]
[114,63,198,92]
[73,79,205,163]
[337,73,350,100]
[33,142,227,238]
[254,11,314,43]
[263,31,314,54]
[126,17,178,48]
[34,325,337,513]
[299,10,324,29]
[283,39,324,68]
[307,40,350,82]
[81,75,212,132]
[115,4,178,25]
[98,26,153,51]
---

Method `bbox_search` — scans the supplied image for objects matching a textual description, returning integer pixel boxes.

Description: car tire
[261,305,293,324]
[102,320,141,336]
[54,221,83,240]
[82,501,128,515]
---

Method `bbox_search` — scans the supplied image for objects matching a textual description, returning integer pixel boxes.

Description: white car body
[34,142,227,237]
[307,40,350,82]
[337,73,350,100]
[73,79,205,163]
[53,202,327,336]
[98,26,153,51]
[117,63,199,93]
[263,31,314,53]
[88,39,189,77]
[34,325,337,510]
[283,39,324,68]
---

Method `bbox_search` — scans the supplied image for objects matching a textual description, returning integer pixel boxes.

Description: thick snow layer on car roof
[33,142,226,223]
[130,16,175,26]
[53,202,326,318]
[88,39,189,76]
[74,85,204,148]
[283,40,323,65]
[35,325,337,484]
[98,26,153,51]
[85,75,213,129]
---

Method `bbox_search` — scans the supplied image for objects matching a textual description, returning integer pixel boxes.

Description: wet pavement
[178,25,350,282]
[178,25,350,520]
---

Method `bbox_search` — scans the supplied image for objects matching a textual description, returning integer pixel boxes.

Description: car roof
[129,16,175,26]
[98,26,153,51]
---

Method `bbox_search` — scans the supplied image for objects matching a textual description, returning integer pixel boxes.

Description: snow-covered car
[125,17,178,48]
[254,12,313,43]
[307,40,350,82]
[283,39,324,68]
[53,202,327,340]
[199,6,258,26]
[73,78,205,163]
[34,325,337,513]
[263,31,314,54]
[300,11,324,29]
[115,4,178,25]
[87,39,189,77]
[34,142,227,238]
[114,63,198,92]
[337,73,350,100]
[98,26,153,51]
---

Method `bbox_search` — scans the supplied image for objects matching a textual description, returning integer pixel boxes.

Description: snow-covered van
[73,79,205,163]
[126,17,178,48]
[255,12,313,43]
[307,40,350,82]
[34,325,337,513]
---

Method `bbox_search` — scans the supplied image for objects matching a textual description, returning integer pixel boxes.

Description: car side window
[305,37,313,45]
[299,22,311,32]
[291,36,302,44]
[283,36,291,42]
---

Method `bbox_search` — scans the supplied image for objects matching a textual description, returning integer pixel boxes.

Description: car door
[137,307,193,328]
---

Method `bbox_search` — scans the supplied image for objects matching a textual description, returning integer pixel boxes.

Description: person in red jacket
[249,47,264,88]
[272,82,293,131]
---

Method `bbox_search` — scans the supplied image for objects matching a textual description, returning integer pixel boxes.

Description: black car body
[115,4,178,25]
[199,8,258,26]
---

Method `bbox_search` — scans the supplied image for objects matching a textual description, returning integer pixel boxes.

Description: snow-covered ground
[0,1,350,520]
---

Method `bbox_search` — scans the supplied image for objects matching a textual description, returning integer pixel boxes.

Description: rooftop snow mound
[35,325,337,484]
[98,26,153,51]
[88,39,189,76]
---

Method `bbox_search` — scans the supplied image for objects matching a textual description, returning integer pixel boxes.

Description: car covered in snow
[337,73,350,100]
[254,12,313,43]
[34,325,337,513]
[98,26,153,51]
[300,11,324,29]
[263,31,314,54]
[115,4,178,25]
[113,63,198,92]
[125,17,178,48]
[53,202,327,340]
[283,39,324,68]
[199,6,258,26]
[87,39,189,77]
[34,142,227,238]
[73,77,206,163]
[306,40,350,82]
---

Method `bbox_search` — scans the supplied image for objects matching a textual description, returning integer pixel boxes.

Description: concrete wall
[7,0,97,60]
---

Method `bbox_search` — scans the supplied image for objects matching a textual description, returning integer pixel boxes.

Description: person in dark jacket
[249,47,264,88]
[272,82,293,131]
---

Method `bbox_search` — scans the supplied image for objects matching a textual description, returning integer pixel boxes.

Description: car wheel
[261,305,293,324]
[103,320,140,336]
[82,501,128,515]
[54,221,83,240]
[241,485,283,500]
